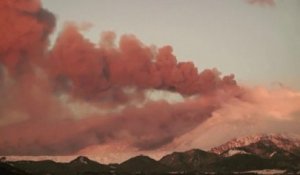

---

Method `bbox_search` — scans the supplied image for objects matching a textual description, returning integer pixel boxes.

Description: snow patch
[79,157,88,164]
[223,149,249,157]
[269,151,277,158]
[243,169,286,175]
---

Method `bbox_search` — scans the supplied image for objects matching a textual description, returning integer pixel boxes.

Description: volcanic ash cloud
[1,0,292,157]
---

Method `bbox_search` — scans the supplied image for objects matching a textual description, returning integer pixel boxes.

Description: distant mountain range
[1,134,300,175]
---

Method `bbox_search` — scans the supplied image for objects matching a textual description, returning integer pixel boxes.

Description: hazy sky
[42,0,300,89]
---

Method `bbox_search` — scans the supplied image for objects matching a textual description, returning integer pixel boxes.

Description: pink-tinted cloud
[165,86,300,152]
[0,0,242,156]
[48,24,240,101]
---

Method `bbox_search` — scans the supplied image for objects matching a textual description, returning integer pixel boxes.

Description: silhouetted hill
[8,156,110,175]
[117,155,170,173]
[0,162,31,175]
[9,160,65,175]
[160,149,219,171]
[210,154,273,172]
[69,156,110,173]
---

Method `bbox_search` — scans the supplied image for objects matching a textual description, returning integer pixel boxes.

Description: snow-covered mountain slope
[210,133,300,155]
[222,149,249,157]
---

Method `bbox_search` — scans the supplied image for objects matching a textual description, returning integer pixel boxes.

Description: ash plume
[0,0,243,155]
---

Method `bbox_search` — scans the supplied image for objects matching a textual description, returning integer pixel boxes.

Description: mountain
[0,162,31,175]
[159,149,219,171]
[9,160,66,175]
[4,133,300,174]
[8,156,110,175]
[211,133,300,156]
[210,154,274,172]
[117,155,170,173]
[210,134,300,172]
[68,156,110,173]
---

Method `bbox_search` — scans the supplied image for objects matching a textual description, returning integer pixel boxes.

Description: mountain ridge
[2,133,300,175]
[211,133,300,155]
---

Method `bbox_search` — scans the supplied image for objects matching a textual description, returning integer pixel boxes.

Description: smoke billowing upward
[47,24,239,101]
[0,0,55,76]
[3,0,294,158]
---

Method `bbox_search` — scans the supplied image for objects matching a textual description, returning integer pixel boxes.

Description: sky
[42,0,300,89]
[0,0,300,164]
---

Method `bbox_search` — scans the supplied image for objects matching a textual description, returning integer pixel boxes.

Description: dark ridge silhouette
[0,162,31,175]
[160,149,220,171]
[4,134,300,174]
[117,155,170,173]
[8,157,110,175]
